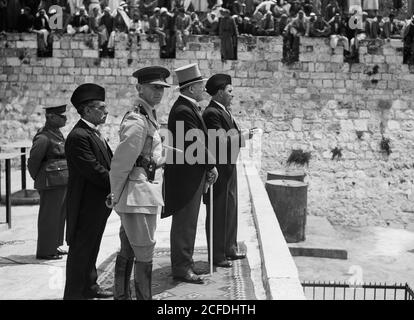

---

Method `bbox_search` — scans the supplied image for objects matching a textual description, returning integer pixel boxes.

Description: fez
[43,104,67,114]
[132,66,171,87]
[205,74,232,96]
[71,83,105,109]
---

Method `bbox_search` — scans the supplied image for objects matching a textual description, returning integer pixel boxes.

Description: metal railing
[302,281,414,300]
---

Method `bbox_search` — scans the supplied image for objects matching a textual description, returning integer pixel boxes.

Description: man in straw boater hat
[28,104,68,261]
[109,66,171,300]
[202,74,254,269]
[64,83,113,300]
[163,63,218,284]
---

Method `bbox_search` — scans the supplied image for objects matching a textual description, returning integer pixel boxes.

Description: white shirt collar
[212,99,227,111]
[81,118,98,130]
[180,94,199,107]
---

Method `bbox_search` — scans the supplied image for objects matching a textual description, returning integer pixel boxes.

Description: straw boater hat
[174,63,206,90]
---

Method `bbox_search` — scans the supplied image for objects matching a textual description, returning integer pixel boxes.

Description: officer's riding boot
[134,261,153,300]
[114,255,134,300]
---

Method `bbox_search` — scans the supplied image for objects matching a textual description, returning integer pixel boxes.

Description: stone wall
[1,32,414,228]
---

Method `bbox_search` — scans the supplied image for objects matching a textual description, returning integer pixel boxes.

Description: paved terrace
[0,154,305,300]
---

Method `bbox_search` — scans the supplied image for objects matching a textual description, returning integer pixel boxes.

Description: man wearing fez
[28,105,68,260]
[203,74,252,268]
[163,63,218,285]
[63,83,113,300]
[109,66,170,300]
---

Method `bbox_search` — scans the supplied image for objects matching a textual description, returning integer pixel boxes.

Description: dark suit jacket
[202,100,244,172]
[64,120,112,245]
[163,95,214,217]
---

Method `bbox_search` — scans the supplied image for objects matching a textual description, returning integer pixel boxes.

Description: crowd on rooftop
[2,1,414,62]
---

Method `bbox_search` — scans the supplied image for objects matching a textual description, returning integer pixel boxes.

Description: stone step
[288,215,348,260]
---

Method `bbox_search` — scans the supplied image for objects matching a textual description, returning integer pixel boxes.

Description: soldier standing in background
[28,105,68,260]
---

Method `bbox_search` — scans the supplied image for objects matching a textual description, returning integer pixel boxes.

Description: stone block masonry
[0,33,413,228]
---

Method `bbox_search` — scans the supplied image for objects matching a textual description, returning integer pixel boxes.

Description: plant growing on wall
[331,147,342,160]
[287,149,311,167]
[380,136,392,155]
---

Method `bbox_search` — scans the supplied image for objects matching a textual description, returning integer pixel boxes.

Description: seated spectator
[33,8,51,55]
[140,0,158,17]
[176,7,191,50]
[257,11,276,36]
[312,0,321,15]
[350,11,369,55]
[89,6,102,33]
[325,0,341,21]
[159,7,176,58]
[303,0,313,16]
[203,10,219,35]
[190,12,204,35]
[67,6,90,34]
[276,13,289,36]
[283,10,307,64]
[239,16,254,35]
[140,14,150,34]
[288,10,308,37]
[310,13,331,37]
[231,0,246,16]
[289,1,301,18]
[113,1,131,33]
[328,13,349,53]
[381,13,400,39]
[89,0,101,16]
[99,6,115,54]
[18,7,34,32]
[149,7,166,46]
[305,12,316,36]
[272,0,289,18]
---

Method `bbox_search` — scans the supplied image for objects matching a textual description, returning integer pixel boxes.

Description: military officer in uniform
[28,105,68,260]
[109,66,170,300]
[64,83,113,300]
[203,74,252,268]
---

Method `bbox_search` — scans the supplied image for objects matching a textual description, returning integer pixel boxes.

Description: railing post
[5,158,11,228]
[21,147,26,190]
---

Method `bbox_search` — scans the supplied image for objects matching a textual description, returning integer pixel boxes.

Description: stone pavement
[0,166,266,300]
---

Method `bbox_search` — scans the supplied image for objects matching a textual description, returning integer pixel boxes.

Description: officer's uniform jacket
[110,97,163,214]
[28,125,67,190]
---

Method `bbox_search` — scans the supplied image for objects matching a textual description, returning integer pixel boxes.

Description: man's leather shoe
[173,270,204,284]
[36,254,62,260]
[56,248,68,255]
[213,260,233,268]
[192,267,209,275]
[226,253,246,260]
[84,288,113,299]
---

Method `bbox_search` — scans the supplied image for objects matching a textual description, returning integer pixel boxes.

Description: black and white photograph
[0,0,413,311]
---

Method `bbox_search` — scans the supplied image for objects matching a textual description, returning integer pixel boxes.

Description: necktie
[225,107,240,131]
[152,109,157,121]
[93,128,107,149]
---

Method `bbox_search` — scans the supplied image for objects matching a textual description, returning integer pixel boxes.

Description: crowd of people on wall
[1,0,414,62]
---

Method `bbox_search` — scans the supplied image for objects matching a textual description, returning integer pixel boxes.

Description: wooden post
[265,180,308,243]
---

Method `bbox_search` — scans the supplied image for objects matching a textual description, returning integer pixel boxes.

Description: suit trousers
[119,212,157,262]
[205,166,238,263]
[36,187,66,256]
[170,174,205,277]
[63,208,110,300]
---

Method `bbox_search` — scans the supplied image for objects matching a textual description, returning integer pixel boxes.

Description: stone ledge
[242,162,305,300]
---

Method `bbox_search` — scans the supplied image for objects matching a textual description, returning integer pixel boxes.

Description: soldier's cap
[174,63,206,89]
[43,104,67,114]
[132,66,171,87]
[71,83,105,109]
[154,7,160,12]
[160,7,168,14]
[205,74,232,96]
